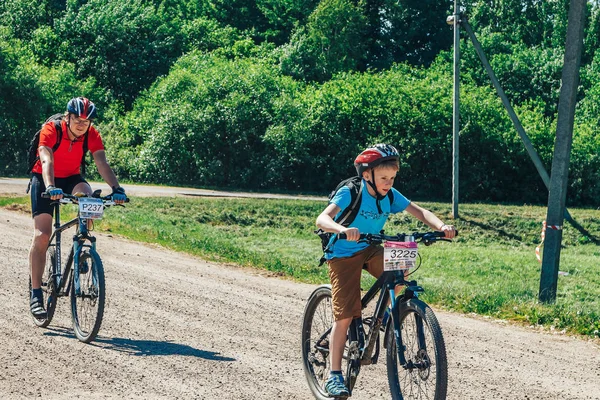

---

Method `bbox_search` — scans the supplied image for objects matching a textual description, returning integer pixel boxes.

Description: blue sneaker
[325,373,349,398]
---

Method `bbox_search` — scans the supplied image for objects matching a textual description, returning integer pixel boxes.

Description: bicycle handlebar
[337,230,456,244]
[41,191,129,206]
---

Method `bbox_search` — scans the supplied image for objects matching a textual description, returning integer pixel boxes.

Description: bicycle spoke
[71,250,105,343]
[386,301,447,400]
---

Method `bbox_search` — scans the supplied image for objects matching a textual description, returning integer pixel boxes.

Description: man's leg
[29,214,52,318]
[72,181,92,196]
[30,214,52,288]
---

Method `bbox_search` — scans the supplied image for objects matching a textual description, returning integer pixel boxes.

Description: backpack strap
[334,179,363,226]
[51,120,63,152]
[80,131,89,177]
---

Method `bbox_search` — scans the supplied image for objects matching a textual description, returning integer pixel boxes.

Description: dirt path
[0,190,599,399]
[0,177,325,200]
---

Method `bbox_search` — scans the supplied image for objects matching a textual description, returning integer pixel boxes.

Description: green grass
[4,194,599,338]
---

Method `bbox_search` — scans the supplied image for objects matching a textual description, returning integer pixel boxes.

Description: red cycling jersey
[31,120,105,178]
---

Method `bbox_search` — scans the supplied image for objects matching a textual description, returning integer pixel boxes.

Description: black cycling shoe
[30,298,47,319]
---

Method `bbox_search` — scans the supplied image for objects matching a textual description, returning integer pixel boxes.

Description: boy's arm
[316,203,360,241]
[405,202,456,238]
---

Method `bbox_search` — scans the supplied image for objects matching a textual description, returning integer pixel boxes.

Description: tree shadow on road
[43,326,235,361]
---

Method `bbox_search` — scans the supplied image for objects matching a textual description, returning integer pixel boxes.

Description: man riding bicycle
[28,97,126,319]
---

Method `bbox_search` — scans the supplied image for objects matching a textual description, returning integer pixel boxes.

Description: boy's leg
[326,249,373,396]
[363,245,384,278]
[330,317,352,371]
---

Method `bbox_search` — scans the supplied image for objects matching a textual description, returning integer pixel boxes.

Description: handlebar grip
[434,230,459,237]
[336,232,368,240]
[40,192,66,199]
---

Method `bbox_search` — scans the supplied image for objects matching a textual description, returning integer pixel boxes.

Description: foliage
[103,53,300,188]
[279,0,368,82]
[52,0,187,107]
[1,0,600,205]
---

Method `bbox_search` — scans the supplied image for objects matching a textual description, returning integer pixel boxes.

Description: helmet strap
[366,168,384,213]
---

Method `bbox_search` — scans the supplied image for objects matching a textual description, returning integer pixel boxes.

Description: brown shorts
[328,245,383,321]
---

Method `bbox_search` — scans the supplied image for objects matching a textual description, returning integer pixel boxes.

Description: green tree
[279,0,367,82]
[54,0,186,107]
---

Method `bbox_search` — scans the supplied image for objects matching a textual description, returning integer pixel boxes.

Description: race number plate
[383,241,418,271]
[78,197,104,220]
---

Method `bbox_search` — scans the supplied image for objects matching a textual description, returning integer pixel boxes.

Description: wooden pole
[539,0,587,304]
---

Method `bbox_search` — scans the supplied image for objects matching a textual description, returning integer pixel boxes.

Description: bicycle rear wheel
[302,285,336,400]
[385,298,448,400]
[70,249,105,343]
[30,246,58,327]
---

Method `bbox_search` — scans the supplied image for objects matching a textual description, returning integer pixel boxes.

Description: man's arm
[38,146,64,200]
[39,146,55,188]
[92,150,120,189]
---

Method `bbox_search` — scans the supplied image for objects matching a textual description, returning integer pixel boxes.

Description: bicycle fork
[390,287,429,371]
[72,220,97,297]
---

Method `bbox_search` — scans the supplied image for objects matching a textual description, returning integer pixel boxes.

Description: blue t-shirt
[325,180,411,260]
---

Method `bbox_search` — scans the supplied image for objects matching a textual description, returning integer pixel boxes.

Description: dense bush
[102,53,300,188]
[1,0,599,206]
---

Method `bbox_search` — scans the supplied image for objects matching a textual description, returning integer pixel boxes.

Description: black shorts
[30,173,88,217]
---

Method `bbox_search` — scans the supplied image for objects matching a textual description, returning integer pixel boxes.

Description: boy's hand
[440,224,457,239]
[340,227,360,241]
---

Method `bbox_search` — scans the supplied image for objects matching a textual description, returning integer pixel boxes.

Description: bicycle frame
[47,200,97,297]
[356,269,424,362]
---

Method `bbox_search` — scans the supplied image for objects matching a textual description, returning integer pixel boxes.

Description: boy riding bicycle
[315,144,456,397]
[28,97,126,319]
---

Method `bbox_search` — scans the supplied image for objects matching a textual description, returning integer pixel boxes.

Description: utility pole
[451,0,460,219]
[539,0,587,304]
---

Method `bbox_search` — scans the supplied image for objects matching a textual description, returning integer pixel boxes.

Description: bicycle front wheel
[30,246,58,327]
[70,249,105,343]
[385,298,448,400]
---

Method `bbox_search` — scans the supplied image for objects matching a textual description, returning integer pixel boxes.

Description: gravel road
[0,180,598,399]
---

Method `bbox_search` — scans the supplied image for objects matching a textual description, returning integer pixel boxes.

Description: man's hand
[111,186,127,204]
[45,185,63,200]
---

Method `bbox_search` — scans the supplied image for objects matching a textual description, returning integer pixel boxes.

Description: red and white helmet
[67,97,97,120]
[354,144,399,175]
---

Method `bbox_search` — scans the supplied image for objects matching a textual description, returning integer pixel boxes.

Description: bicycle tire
[301,285,337,400]
[385,298,448,400]
[70,248,105,343]
[30,246,58,327]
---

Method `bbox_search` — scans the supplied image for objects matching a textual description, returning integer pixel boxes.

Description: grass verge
[3,194,598,338]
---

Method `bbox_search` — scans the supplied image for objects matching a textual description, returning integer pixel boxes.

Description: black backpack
[26,114,89,192]
[315,176,395,264]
